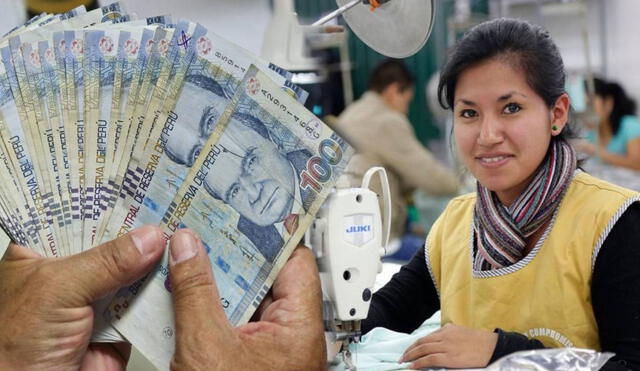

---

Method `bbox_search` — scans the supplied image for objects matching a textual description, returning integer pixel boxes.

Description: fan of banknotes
[0,3,353,370]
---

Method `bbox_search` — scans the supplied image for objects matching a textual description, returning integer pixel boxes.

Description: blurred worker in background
[333,59,460,257]
[581,77,640,171]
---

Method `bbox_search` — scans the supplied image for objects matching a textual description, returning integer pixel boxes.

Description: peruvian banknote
[105,65,352,370]
[101,21,309,243]
[0,9,358,370]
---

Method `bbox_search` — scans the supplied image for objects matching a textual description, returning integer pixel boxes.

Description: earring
[552,125,558,131]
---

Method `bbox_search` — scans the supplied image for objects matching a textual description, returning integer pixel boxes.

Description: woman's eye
[503,102,521,114]
[459,109,477,118]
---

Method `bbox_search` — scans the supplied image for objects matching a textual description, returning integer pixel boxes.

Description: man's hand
[0,226,166,371]
[169,229,326,371]
[399,323,498,370]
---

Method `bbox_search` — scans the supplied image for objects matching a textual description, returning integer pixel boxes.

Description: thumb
[1,242,43,262]
[169,229,229,336]
[53,225,166,305]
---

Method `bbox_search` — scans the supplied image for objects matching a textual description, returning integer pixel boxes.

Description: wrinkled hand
[0,226,166,371]
[399,323,498,370]
[169,229,325,371]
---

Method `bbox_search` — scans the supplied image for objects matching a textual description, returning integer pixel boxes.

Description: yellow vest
[426,172,639,350]
[26,0,92,14]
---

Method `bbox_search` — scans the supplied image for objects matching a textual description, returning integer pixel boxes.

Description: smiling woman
[451,59,570,207]
[451,58,575,270]
[362,18,640,371]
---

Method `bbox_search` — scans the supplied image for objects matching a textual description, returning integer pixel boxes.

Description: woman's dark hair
[369,59,415,93]
[593,77,637,135]
[438,18,578,141]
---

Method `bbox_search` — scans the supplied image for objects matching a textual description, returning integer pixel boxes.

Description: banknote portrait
[164,73,232,167]
[202,113,312,263]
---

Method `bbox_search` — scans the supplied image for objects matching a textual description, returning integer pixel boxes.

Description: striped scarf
[473,138,577,271]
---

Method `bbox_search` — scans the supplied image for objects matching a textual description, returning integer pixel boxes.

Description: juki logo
[343,214,374,246]
[346,225,371,233]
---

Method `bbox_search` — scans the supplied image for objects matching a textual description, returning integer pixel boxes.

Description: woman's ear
[551,93,570,136]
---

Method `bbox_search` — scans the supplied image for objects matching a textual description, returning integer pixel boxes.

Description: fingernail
[183,228,201,241]
[131,225,160,257]
[170,230,198,265]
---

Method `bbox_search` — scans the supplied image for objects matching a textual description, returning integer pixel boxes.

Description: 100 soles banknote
[106,64,352,371]
[0,5,354,370]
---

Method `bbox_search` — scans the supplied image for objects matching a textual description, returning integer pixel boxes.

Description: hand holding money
[0,3,353,369]
[169,230,325,371]
[0,225,165,371]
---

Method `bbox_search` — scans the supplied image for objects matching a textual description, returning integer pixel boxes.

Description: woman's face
[593,94,613,125]
[453,58,569,205]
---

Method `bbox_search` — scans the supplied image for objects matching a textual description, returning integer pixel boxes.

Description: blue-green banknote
[106,65,352,370]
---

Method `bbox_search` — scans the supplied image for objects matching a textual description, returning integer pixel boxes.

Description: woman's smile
[476,153,514,168]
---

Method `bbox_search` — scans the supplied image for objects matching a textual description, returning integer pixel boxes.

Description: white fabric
[330,312,442,371]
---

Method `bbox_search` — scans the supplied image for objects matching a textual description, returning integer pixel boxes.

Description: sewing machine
[308,167,391,369]
[264,2,436,369]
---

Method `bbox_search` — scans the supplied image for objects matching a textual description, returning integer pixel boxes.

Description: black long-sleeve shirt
[362,203,640,370]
